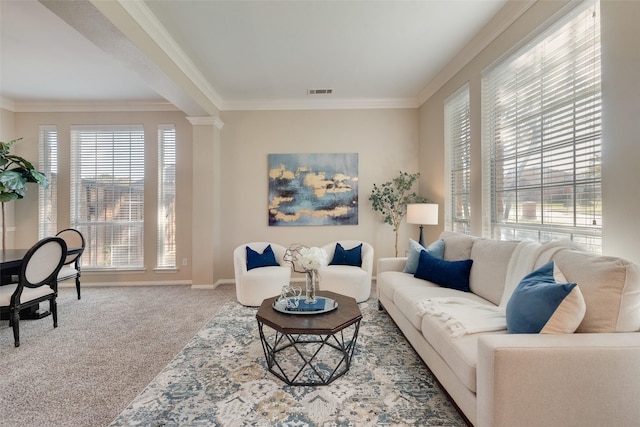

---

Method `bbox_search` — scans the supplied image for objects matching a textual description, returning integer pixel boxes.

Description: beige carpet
[0,283,236,427]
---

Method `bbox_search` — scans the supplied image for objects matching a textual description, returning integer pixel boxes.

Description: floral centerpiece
[284,244,328,303]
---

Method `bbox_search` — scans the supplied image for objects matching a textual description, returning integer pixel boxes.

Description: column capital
[186,116,224,130]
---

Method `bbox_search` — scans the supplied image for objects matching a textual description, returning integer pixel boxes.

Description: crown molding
[0,97,16,112]
[186,116,224,129]
[416,0,537,106]
[2,100,179,113]
[117,0,224,111]
[220,97,418,111]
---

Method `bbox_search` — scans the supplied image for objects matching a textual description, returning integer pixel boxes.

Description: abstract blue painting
[268,153,358,226]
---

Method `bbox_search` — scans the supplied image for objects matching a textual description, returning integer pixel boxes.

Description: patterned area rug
[110,299,466,426]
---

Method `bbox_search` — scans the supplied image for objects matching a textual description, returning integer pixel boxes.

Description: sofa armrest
[376,257,407,274]
[477,333,640,427]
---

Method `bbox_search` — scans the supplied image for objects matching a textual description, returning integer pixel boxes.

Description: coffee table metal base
[257,320,361,386]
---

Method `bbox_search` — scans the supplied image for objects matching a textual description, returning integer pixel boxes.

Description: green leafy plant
[369,171,428,257]
[0,137,48,249]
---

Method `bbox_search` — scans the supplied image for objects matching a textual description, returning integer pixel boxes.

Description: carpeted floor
[0,284,236,427]
[110,298,466,426]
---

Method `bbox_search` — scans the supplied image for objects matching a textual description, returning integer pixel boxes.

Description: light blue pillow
[403,238,445,274]
[414,250,473,292]
[506,261,586,334]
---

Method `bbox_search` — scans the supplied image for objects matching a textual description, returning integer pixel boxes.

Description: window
[445,84,471,234]
[157,125,176,269]
[482,0,601,253]
[70,125,145,269]
[39,126,57,239]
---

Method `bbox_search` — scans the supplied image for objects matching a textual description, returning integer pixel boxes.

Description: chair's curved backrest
[321,240,374,275]
[233,242,288,275]
[56,228,85,265]
[233,242,291,306]
[21,237,67,289]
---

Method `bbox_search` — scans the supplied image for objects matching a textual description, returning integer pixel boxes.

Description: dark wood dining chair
[0,236,67,347]
[55,228,85,299]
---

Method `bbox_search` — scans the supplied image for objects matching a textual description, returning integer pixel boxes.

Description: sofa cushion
[415,251,473,292]
[329,242,362,267]
[391,275,486,331]
[420,298,506,393]
[469,239,519,305]
[552,249,640,332]
[403,238,445,274]
[246,244,279,270]
[506,262,586,334]
[440,230,476,261]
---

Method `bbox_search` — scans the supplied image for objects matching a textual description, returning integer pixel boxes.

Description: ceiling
[0,0,529,115]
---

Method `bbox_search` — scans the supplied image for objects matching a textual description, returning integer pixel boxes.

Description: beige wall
[3,107,421,283]
[8,110,194,283]
[418,0,640,264]
[216,108,421,280]
[0,108,17,248]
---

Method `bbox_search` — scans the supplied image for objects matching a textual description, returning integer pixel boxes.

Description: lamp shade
[406,203,439,225]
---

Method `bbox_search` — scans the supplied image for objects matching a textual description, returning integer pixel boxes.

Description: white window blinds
[157,125,176,269]
[445,84,471,235]
[482,0,601,253]
[38,125,57,239]
[70,125,145,269]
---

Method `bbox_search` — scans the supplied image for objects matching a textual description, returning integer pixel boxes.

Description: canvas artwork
[268,153,358,226]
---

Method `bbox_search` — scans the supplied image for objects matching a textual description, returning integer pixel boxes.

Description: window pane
[483,0,601,253]
[157,125,176,269]
[39,126,57,238]
[70,125,145,269]
[445,84,471,234]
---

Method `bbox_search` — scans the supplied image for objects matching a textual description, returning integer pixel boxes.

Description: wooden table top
[256,290,362,335]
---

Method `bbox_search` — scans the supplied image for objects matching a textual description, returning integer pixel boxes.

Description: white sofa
[377,231,640,427]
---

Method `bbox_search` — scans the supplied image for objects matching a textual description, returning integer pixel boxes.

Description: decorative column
[187,116,224,287]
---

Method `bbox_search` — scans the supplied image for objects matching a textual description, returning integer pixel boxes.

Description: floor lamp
[406,203,439,247]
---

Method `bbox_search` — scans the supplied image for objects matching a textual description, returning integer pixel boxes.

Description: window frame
[444,83,471,235]
[481,0,602,253]
[156,124,177,270]
[38,125,58,239]
[70,124,146,270]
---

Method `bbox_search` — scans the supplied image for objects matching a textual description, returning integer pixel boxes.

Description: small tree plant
[0,137,48,249]
[369,171,428,256]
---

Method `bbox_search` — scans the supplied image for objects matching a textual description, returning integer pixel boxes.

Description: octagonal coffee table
[256,290,362,386]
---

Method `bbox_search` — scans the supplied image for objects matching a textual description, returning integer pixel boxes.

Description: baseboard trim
[58,280,192,288]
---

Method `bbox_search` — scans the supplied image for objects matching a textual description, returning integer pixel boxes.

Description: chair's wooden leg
[12,309,20,347]
[51,297,58,328]
[76,277,81,300]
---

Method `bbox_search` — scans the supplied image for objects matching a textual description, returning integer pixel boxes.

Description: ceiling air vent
[307,89,333,95]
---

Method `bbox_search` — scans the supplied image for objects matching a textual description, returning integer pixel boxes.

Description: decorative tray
[272,296,338,315]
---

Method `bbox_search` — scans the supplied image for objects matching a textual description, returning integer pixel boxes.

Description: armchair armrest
[376,257,407,274]
[477,333,640,427]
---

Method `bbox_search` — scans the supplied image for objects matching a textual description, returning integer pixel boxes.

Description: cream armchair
[317,240,373,303]
[233,242,291,306]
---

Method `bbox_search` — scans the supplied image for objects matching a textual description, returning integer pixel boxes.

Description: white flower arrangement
[284,243,328,272]
[296,246,328,271]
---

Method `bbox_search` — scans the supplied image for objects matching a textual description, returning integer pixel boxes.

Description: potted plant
[0,137,48,249]
[369,171,428,256]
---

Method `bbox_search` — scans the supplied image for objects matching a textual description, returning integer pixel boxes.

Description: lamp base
[418,225,425,247]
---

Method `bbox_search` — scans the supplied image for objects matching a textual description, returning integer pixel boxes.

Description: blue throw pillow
[329,243,362,267]
[246,244,279,270]
[506,261,586,334]
[414,250,473,292]
[403,238,445,274]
